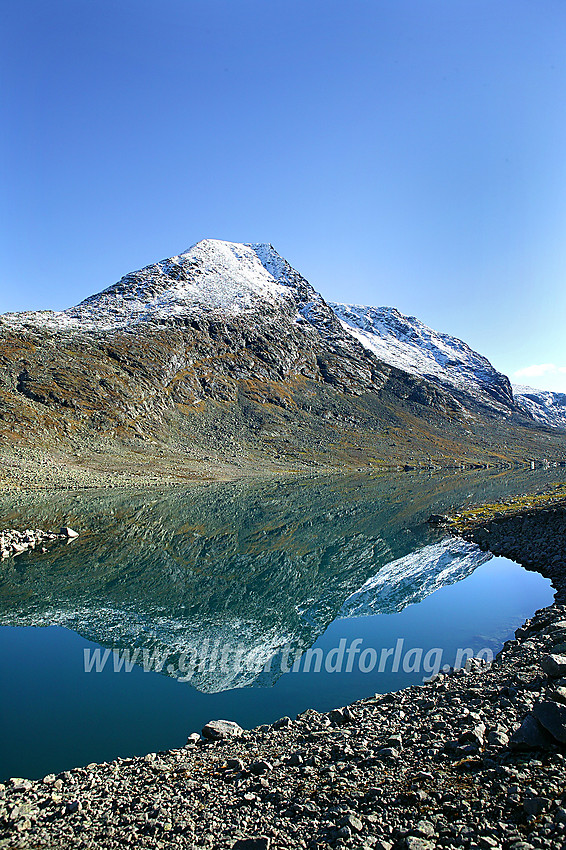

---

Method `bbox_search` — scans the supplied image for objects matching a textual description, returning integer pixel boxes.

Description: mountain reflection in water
[1,468,564,694]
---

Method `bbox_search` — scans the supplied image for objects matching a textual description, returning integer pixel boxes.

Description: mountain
[1,239,564,488]
[330,303,514,413]
[330,302,566,433]
[513,384,566,430]
[10,240,337,332]
[339,538,491,618]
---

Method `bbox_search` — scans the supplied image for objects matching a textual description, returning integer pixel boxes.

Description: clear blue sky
[2,0,566,391]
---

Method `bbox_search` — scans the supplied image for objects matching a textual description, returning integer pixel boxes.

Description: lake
[0,467,563,781]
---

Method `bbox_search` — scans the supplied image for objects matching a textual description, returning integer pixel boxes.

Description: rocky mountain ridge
[331,302,564,430]
[330,302,514,414]
[513,384,566,430]
[4,241,332,331]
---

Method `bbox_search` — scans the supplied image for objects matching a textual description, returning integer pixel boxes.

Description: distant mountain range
[0,239,564,486]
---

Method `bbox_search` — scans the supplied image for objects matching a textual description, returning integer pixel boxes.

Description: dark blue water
[0,470,560,780]
[0,557,553,781]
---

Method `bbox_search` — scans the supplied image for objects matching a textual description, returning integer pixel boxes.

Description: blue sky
[2,0,566,391]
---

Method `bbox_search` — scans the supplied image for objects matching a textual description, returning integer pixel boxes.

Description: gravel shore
[1,504,566,850]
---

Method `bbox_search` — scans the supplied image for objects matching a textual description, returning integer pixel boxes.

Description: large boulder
[201,719,244,740]
[509,715,554,750]
[533,700,566,743]
[541,654,566,678]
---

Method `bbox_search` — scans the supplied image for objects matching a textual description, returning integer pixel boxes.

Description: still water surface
[0,469,562,780]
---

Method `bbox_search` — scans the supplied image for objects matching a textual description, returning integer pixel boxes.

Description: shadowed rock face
[1,240,565,490]
[1,468,564,692]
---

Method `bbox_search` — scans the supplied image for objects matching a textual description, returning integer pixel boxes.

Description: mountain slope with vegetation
[0,240,564,489]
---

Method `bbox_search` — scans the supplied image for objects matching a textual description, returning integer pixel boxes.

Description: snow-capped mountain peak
[64,239,301,329]
[330,301,515,411]
[1,240,314,333]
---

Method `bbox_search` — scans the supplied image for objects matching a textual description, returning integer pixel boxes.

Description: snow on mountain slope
[1,239,384,392]
[513,384,566,430]
[3,240,308,332]
[331,303,514,411]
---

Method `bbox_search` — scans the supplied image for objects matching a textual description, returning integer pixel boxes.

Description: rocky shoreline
[2,505,566,850]
[0,526,78,560]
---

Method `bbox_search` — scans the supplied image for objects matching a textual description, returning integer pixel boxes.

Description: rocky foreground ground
[2,499,566,850]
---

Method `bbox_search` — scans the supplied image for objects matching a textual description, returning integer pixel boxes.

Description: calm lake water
[0,468,563,781]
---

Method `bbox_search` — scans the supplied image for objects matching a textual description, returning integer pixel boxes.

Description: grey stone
[523,796,549,816]
[9,778,32,791]
[60,527,79,539]
[272,716,292,729]
[330,708,347,726]
[379,746,400,759]
[459,723,485,746]
[487,730,509,746]
[508,715,553,750]
[413,770,434,782]
[340,813,363,833]
[249,760,272,775]
[329,706,354,726]
[186,733,201,745]
[405,838,434,850]
[232,839,271,850]
[477,838,500,849]
[549,685,566,705]
[201,719,244,740]
[541,654,566,677]
[413,821,435,838]
[533,700,566,742]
